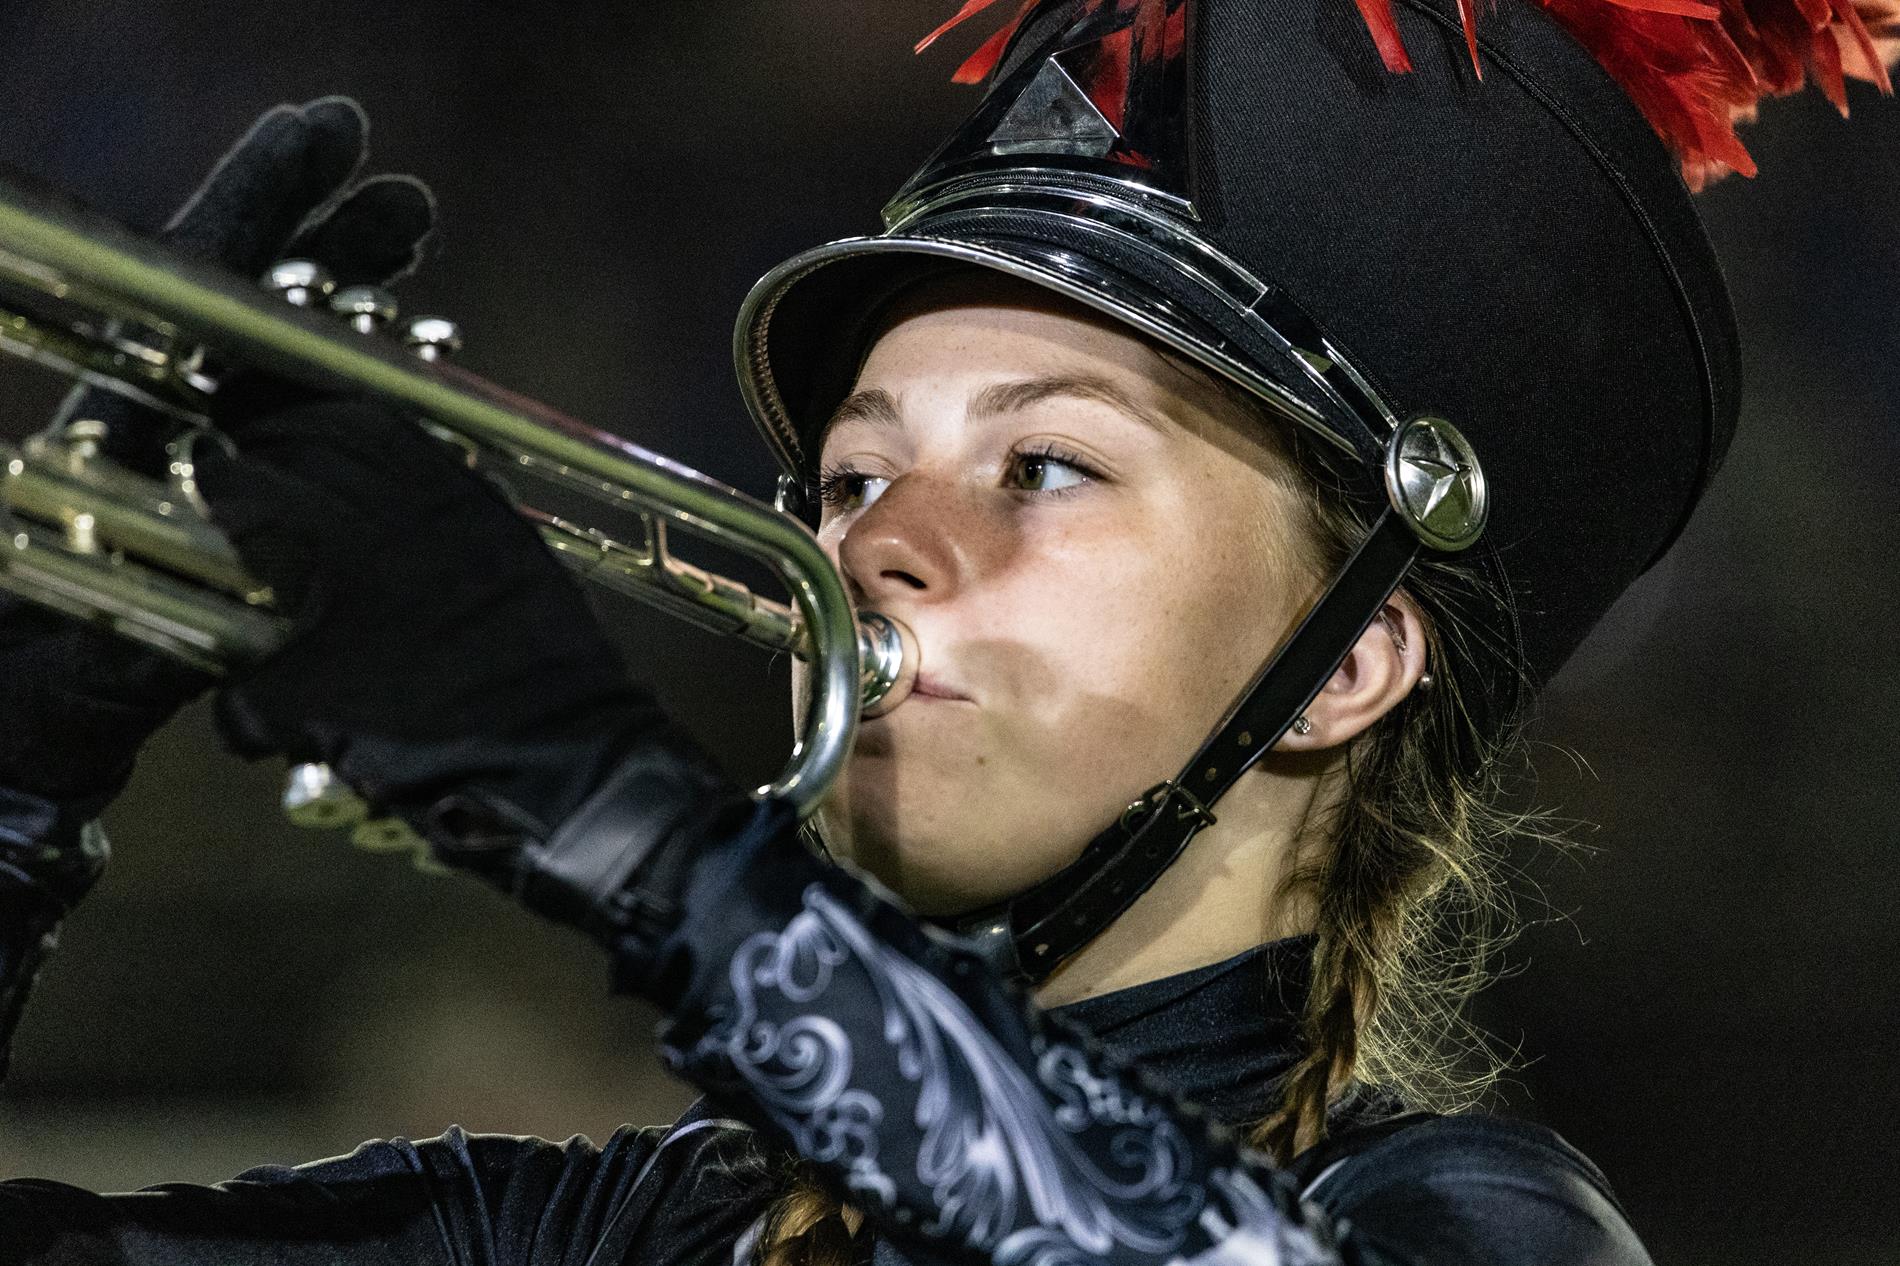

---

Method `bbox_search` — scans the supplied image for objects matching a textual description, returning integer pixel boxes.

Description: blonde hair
[756,1165,868,1266]
[1240,401,1536,1156]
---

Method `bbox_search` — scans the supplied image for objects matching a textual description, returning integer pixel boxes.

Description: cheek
[798,486,1298,916]
[994,511,1282,781]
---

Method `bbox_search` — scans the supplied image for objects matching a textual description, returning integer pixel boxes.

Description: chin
[816,786,1077,919]
[821,813,984,917]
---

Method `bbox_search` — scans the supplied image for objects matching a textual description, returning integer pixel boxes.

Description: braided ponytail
[755,1161,868,1266]
[1250,419,1532,1165]
[1256,902,1376,1158]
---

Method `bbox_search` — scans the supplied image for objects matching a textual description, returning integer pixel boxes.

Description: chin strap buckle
[1119,779,1218,835]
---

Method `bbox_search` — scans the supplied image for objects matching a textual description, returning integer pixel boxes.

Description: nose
[836,471,970,606]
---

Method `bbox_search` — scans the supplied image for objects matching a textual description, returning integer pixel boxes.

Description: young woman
[1,0,1890,1263]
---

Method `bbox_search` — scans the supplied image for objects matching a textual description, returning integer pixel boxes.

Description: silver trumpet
[0,164,915,828]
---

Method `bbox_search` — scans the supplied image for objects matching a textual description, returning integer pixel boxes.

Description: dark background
[0,3,1894,1263]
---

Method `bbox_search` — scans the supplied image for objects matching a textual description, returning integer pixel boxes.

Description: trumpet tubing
[0,164,914,816]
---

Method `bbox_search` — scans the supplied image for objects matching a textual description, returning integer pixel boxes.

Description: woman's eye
[1006,451,1093,494]
[818,448,1096,510]
[817,469,891,510]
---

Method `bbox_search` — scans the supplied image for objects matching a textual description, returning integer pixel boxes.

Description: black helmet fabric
[737,0,1742,690]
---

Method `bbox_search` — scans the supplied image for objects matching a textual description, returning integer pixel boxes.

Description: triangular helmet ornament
[889,0,1200,222]
[988,57,1121,156]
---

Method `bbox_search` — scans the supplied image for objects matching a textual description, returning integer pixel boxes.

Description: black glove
[0,97,436,810]
[49,96,437,475]
[0,98,437,1078]
[195,396,727,900]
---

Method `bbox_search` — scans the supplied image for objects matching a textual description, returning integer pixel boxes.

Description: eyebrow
[826,387,903,433]
[970,375,1172,435]
[819,374,1172,450]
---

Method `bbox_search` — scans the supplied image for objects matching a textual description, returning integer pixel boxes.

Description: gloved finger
[211,689,307,765]
[190,440,359,623]
[0,597,210,709]
[161,96,369,278]
[213,398,513,530]
[0,598,211,802]
[41,101,375,472]
[167,174,439,432]
[213,682,372,774]
[285,173,438,288]
[189,407,519,626]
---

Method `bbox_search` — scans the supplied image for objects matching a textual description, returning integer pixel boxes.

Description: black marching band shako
[737,0,1889,981]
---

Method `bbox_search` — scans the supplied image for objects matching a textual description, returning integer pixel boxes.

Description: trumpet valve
[60,418,110,464]
[263,259,337,309]
[403,316,464,362]
[330,285,399,334]
[63,511,99,555]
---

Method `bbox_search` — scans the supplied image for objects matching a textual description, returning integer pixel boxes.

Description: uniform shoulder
[449,1103,776,1213]
[231,1105,769,1195]
[1302,1113,1654,1266]
[219,1107,777,1264]
[0,1112,778,1266]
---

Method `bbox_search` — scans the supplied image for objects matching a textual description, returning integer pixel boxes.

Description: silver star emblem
[1386,416,1487,552]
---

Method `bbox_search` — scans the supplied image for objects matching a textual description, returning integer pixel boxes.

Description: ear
[1274,591,1428,752]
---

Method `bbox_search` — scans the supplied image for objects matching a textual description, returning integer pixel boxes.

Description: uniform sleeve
[0,786,108,1083]
[644,805,1653,1266]
[0,1109,776,1266]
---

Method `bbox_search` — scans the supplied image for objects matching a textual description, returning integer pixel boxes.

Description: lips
[908,673,971,703]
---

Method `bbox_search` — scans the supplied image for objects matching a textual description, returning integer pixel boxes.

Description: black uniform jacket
[0,797,1652,1266]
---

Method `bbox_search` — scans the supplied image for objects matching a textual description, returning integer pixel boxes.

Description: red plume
[920,0,1900,189]
[916,0,1041,83]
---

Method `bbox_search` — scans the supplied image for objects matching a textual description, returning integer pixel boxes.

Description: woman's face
[797,274,1324,917]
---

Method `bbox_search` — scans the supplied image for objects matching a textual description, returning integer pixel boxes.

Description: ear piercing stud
[1292,715,1313,736]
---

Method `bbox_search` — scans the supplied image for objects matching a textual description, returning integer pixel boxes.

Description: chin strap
[946,405,1491,984]
[942,404,1489,988]
[948,508,1422,985]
